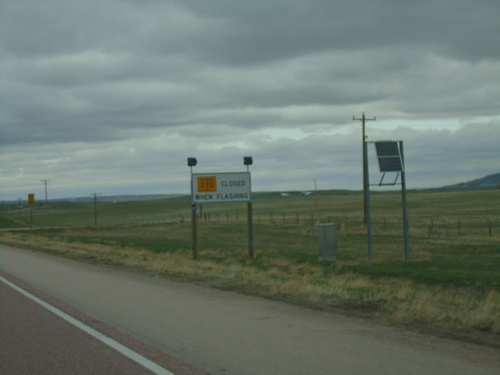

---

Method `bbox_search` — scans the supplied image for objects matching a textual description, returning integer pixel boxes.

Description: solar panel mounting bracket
[375,172,400,186]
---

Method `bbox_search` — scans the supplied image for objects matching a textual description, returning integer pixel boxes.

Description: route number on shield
[198,176,217,192]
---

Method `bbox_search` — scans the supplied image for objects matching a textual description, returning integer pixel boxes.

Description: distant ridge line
[439,172,500,190]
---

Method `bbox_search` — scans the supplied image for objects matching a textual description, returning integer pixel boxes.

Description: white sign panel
[192,172,251,203]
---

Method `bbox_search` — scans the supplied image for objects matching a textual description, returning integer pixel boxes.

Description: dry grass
[2,230,498,343]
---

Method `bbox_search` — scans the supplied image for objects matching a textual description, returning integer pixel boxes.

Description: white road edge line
[0,275,176,375]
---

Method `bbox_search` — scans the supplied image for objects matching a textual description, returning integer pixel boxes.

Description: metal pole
[362,113,366,227]
[247,201,254,258]
[364,140,373,260]
[190,170,198,259]
[192,203,198,259]
[400,141,410,261]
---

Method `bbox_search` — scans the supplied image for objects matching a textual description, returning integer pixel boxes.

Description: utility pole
[41,179,50,206]
[352,112,375,227]
[314,179,318,208]
[41,179,51,227]
[91,192,100,225]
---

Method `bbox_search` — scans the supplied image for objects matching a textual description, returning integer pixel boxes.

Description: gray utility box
[318,223,337,261]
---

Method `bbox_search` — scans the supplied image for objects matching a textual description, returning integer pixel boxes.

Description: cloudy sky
[1,0,499,201]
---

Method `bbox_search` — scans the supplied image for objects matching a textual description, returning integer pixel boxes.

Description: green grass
[0,215,23,228]
[1,189,499,340]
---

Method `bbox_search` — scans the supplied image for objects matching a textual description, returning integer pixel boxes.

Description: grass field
[1,189,499,343]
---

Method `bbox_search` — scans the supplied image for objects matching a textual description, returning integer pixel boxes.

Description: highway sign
[192,172,251,203]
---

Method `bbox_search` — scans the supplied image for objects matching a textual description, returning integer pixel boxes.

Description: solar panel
[375,141,404,172]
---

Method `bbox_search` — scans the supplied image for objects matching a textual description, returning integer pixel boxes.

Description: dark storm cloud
[178,0,500,64]
[1,0,499,199]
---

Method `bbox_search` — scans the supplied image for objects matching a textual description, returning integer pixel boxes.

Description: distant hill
[439,172,500,190]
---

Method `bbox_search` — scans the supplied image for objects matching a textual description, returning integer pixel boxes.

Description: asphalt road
[0,279,177,375]
[1,244,498,375]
